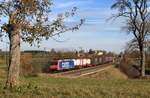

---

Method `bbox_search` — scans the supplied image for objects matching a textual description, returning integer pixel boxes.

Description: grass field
[82,67,128,79]
[0,67,150,98]
[0,65,7,70]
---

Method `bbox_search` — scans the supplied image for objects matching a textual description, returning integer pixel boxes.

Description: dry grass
[80,66,128,79]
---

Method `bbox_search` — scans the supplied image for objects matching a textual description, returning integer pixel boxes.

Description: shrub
[21,52,50,76]
[145,57,150,68]
[21,53,33,76]
[119,56,140,78]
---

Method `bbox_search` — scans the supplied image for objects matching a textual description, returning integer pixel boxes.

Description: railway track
[49,63,115,78]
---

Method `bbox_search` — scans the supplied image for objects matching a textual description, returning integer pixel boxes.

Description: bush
[119,56,140,78]
[21,52,50,76]
[145,57,150,68]
[21,53,33,76]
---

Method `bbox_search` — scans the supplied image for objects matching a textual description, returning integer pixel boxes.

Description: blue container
[59,60,74,70]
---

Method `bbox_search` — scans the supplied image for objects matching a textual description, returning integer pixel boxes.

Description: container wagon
[48,56,114,71]
[72,58,92,68]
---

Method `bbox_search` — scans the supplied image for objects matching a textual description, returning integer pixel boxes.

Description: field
[0,66,150,98]
[81,67,128,79]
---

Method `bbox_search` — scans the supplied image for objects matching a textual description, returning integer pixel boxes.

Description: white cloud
[79,8,118,19]
[147,7,150,12]
[55,2,77,8]
[54,0,92,9]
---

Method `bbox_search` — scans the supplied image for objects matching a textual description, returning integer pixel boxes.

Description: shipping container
[72,59,81,66]
[72,58,91,67]
[104,57,114,63]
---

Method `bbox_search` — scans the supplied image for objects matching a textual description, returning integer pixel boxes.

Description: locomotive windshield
[49,62,58,65]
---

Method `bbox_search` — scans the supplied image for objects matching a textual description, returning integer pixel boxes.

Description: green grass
[0,66,150,98]
[0,65,7,70]
[0,76,150,98]
[146,67,150,71]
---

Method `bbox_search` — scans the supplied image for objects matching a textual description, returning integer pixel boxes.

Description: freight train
[48,56,114,71]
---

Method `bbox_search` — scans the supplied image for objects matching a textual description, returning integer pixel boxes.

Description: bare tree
[0,0,84,87]
[111,0,150,77]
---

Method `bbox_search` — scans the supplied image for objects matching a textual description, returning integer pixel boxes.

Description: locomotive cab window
[49,62,58,65]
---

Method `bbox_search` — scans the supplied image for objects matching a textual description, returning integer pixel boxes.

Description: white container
[72,58,91,66]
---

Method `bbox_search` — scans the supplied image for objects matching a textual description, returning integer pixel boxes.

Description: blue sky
[0,0,132,53]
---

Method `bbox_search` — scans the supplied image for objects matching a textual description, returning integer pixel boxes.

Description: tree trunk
[140,50,145,77]
[6,26,20,87]
[139,43,145,77]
